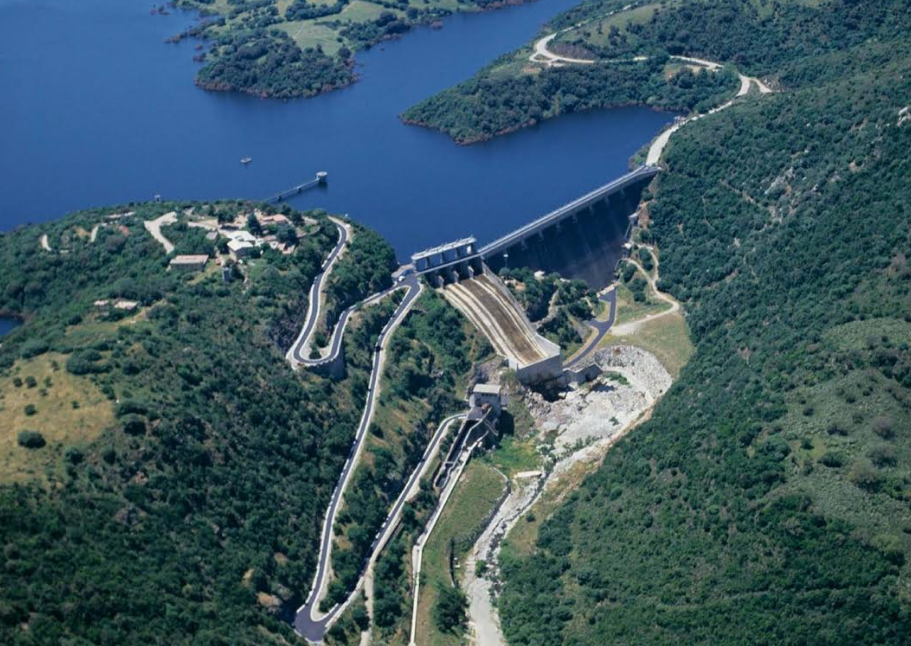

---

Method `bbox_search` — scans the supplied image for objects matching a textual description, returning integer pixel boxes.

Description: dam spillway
[442,271,563,384]
[407,166,658,385]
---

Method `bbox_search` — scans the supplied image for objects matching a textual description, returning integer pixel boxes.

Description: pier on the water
[266,171,328,203]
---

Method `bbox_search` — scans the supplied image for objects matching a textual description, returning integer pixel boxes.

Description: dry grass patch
[503,458,590,559]
[0,353,114,484]
[415,461,506,646]
[603,309,693,379]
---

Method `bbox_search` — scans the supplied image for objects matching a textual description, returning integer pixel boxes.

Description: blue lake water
[0,0,672,258]
[0,317,19,338]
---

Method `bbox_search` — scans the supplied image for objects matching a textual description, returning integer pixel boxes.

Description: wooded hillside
[496,1,911,644]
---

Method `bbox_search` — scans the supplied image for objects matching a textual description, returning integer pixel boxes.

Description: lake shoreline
[401,101,677,147]
[174,0,546,101]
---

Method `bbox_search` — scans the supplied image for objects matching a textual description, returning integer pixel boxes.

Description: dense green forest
[328,290,487,611]
[496,0,911,644]
[0,201,398,644]
[402,0,911,144]
[322,225,397,340]
[403,53,735,143]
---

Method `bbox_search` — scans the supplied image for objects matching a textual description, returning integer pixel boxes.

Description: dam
[411,166,657,290]
[481,165,657,289]
[409,166,658,384]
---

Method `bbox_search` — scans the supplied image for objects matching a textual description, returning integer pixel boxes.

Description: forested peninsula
[402,0,907,145]
[172,0,526,98]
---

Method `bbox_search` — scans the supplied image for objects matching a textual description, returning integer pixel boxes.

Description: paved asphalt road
[294,274,422,643]
[565,287,617,369]
[287,219,349,366]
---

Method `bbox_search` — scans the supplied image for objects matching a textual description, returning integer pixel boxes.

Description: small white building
[228,239,254,260]
[169,254,209,271]
[114,299,139,311]
[470,383,503,414]
[225,230,258,245]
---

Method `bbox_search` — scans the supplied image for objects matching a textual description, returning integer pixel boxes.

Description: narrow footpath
[610,245,679,336]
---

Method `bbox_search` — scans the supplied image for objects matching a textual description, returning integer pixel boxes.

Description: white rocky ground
[527,346,671,456]
[462,345,671,646]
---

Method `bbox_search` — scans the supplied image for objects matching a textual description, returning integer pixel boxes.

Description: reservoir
[0,0,672,258]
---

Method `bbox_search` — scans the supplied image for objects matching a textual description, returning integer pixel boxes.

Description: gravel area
[462,345,672,645]
[525,345,672,456]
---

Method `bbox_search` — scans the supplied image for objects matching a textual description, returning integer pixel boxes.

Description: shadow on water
[0,0,672,258]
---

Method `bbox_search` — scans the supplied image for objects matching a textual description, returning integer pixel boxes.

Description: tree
[433,584,467,633]
[246,213,262,236]
[17,430,46,449]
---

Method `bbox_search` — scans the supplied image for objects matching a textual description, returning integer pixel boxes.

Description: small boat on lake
[240,157,252,165]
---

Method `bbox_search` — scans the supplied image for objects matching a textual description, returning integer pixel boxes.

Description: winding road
[528,28,774,166]
[287,216,477,643]
[286,217,351,367]
[564,286,617,369]
[293,269,422,642]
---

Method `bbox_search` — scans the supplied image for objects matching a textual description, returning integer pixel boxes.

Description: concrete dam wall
[484,177,648,290]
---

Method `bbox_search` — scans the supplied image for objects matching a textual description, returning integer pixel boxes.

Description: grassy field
[0,353,114,484]
[337,0,400,24]
[415,460,507,646]
[612,274,672,326]
[604,310,694,379]
[558,1,663,49]
[277,21,344,55]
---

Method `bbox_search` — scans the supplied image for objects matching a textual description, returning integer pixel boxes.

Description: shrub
[24,404,37,416]
[66,349,108,375]
[826,422,848,436]
[121,414,147,436]
[17,430,46,449]
[65,447,84,465]
[116,399,149,418]
[819,452,844,468]
[352,604,369,631]
[872,416,895,440]
[868,445,897,468]
[848,459,881,492]
[25,376,37,388]
[19,339,49,359]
